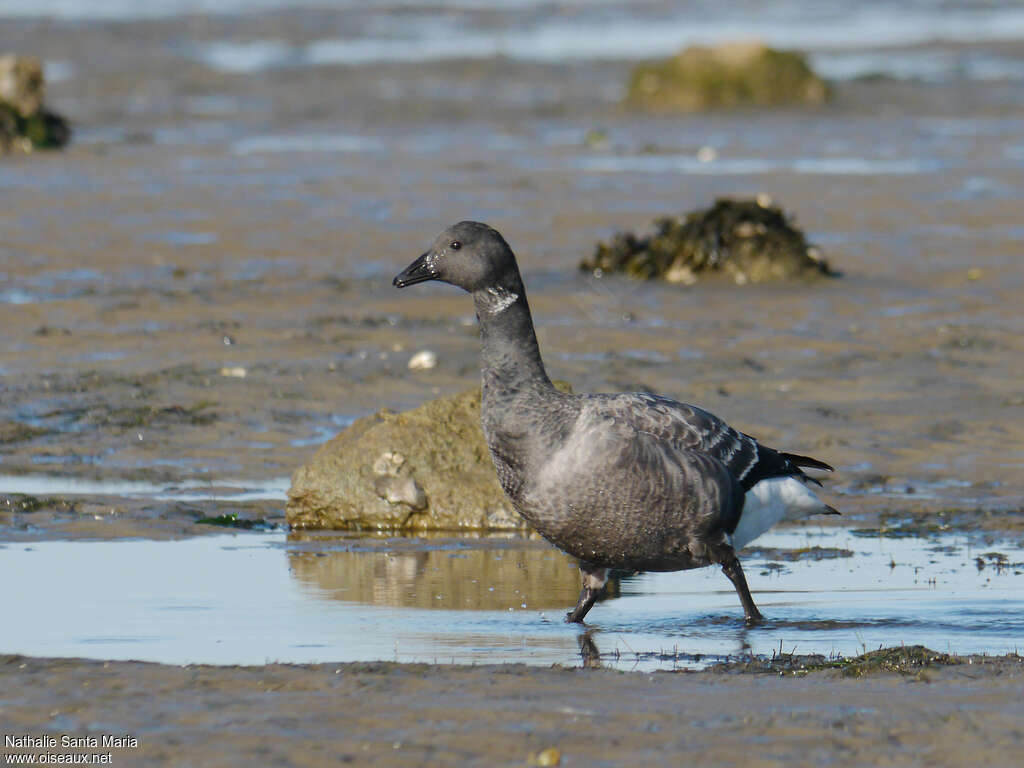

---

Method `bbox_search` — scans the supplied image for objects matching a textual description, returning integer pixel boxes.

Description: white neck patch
[481,286,519,314]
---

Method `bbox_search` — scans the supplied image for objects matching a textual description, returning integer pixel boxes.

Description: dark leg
[721,556,764,625]
[565,563,608,623]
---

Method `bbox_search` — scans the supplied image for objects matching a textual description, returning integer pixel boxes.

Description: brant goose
[394,221,836,624]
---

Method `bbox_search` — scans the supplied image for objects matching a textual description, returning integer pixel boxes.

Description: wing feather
[581,392,830,491]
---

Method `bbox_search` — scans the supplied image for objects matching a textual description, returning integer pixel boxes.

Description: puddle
[812,49,1024,83]
[837,476,978,502]
[289,415,357,447]
[0,289,37,305]
[575,154,940,177]
[140,231,219,246]
[197,39,297,74]
[0,474,289,501]
[231,134,383,155]
[2,527,1022,670]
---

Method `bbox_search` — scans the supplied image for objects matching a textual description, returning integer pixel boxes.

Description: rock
[407,349,437,371]
[0,53,71,153]
[625,42,829,112]
[696,145,718,163]
[0,54,44,116]
[288,386,575,530]
[580,198,836,284]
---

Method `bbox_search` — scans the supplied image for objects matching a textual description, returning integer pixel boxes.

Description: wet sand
[1,15,1023,508]
[3,4,1024,765]
[3,653,1024,767]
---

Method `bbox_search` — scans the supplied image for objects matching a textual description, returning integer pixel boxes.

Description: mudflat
[3,653,1024,767]
[2,3,1024,766]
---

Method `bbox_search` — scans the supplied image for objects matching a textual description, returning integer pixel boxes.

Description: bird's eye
[450,241,461,251]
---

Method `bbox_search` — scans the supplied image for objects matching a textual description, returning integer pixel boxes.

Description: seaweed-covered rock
[626,42,828,112]
[581,198,835,285]
[0,54,70,153]
[288,386,567,531]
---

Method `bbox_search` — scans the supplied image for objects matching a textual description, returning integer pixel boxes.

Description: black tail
[780,452,834,473]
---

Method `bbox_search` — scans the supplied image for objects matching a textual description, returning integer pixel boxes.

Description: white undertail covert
[731,476,831,550]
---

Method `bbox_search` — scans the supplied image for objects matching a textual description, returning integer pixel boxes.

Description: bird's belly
[517,499,710,572]
[547,529,706,571]
[512,420,742,571]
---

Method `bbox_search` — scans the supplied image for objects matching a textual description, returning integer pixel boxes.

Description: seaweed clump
[582,198,835,285]
[0,54,71,154]
[713,645,965,678]
[626,42,829,112]
[2,495,76,514]
[195,512,269,530]
[0,420,49,444]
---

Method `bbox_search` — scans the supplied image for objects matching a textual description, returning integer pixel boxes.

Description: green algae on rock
[625,42,829,112]
[287,387,529,531]
[0,54,71,153]
[581,197,835,285]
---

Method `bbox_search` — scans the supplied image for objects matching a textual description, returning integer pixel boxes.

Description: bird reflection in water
[576,628,753,669]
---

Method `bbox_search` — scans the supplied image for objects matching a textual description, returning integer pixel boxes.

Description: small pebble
[219,366,247,378]
[584,128,610,150]
[664,263,698,285]
[536,747,561,767]
[696,145,717,163]
[966,268,982,281]
[408,350,437,371]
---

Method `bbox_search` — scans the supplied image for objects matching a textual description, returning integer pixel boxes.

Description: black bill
[393,252,437,288]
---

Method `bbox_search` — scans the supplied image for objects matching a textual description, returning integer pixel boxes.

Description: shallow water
[3,526,1021,671]
[0,473,290,502]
